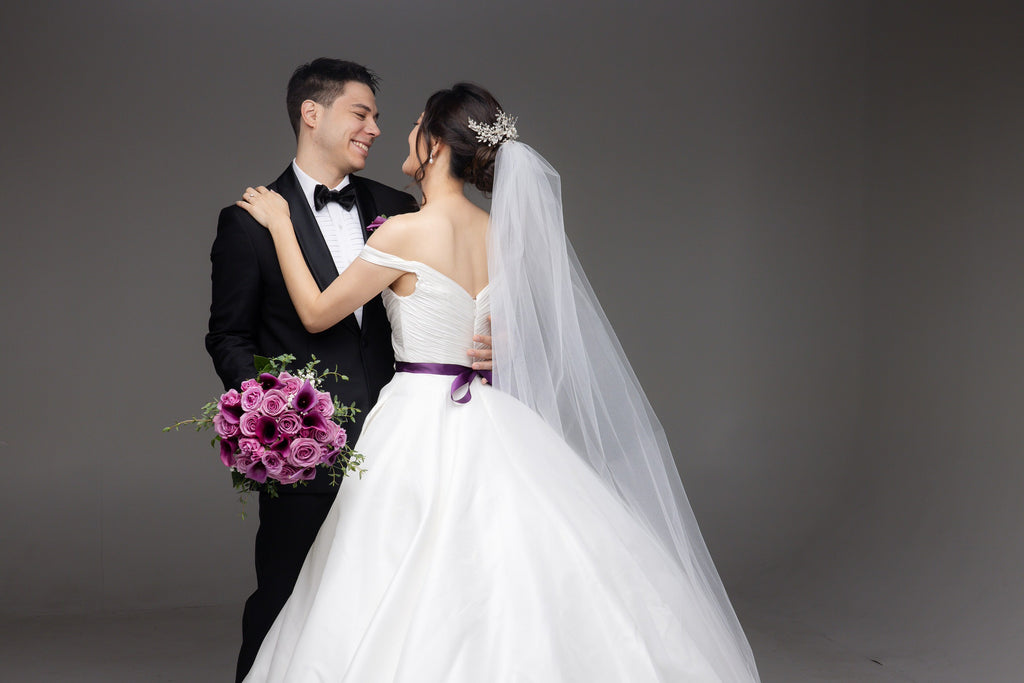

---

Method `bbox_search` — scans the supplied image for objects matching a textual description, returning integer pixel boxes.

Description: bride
[236,83,759,682]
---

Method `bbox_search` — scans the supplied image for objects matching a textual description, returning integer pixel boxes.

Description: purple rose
[288,437,322,468]
[293,380,317,413]
[329,423,347,449]
[241,385,264,412]
[233,451,253,473]
[277,411,302,437]
[277,464,303,485]
[315,392,334,417]
[309,425,331,443]
[239,412,260,437]
[240,379,260,392]
[281,376,302,396]
[261,449,285,477]
[213,414,240,439]
[259,373,283,391]
[218,389,243,424]
[261,389,288,417]
[238,437,261,455]
[255,416,279,446]
[219,438,237,468]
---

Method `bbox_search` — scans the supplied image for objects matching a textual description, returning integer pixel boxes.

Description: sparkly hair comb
[467,110,519,147]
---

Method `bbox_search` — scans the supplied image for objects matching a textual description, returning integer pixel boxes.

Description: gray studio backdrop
[1,1,1021,675]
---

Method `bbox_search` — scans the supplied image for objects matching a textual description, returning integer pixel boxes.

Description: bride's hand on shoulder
[236,186,290,232]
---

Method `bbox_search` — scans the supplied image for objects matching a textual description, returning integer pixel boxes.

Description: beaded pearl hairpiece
[467,111,519,147]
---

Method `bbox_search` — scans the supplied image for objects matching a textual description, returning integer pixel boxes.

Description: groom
[206,59,486,682]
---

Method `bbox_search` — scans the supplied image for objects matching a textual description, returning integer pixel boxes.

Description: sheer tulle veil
[488,141,760,681]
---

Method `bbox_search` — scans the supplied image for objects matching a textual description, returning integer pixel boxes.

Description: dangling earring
[428,153,435,164]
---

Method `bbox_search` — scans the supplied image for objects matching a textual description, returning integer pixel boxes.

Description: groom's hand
[468,325,493,384]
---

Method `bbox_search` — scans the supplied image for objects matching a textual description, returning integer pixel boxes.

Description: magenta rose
[328,422,347,449]
[238,437,261,455]
[219,438,237,468]
[261,389,288,417]
[241,385,264,412]
[239,411,260,437]
[233,451,253,473]
[213,414,240,439]
[277,411,302,437]
[260,449,285,477]
[315,392,334,417]
[240,379,260,392]
[277,464,303,485]
[218,390,243,424]
[288,437,322,468]
[309,425,331,443]
[278,372,303,396]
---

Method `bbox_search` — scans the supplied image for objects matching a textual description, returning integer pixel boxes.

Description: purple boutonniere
[367,215,388,233]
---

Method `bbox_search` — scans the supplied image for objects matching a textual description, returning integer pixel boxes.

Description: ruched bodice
[359,245,491,366]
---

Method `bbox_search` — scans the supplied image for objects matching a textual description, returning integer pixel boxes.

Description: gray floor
[0,603,946,683]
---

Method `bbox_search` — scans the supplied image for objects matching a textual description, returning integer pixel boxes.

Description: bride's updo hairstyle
[413,83,505,193]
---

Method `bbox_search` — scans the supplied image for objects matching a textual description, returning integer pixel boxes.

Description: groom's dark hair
[286,58,381,138]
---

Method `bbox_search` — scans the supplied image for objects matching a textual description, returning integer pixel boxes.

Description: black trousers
[235,491,336,682]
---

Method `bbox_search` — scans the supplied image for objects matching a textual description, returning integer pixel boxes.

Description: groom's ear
[299,100,320,131]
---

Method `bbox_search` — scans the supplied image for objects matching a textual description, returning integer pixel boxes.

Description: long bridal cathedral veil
[488,141,760,681]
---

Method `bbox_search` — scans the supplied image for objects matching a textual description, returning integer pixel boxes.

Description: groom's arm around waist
[206,205,262,391]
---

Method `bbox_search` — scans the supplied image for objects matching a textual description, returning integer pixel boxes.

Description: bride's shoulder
[365,212,439,257]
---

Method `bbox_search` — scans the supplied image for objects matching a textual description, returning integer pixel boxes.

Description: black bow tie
[313,183,357,211]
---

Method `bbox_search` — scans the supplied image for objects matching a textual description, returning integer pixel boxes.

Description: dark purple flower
[219,438,237,468]
[259,373,283,391]
[366,214,387,232]
[277,411,302,436]
[246,460,268,484]
[293,380,317,413]
[256,416,279,446]
[299,466,317,481]
[240,385,264,412]
[261,389,288,417]
[301,411,328,432]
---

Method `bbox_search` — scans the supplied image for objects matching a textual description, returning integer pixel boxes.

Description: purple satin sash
[394,362,492,404]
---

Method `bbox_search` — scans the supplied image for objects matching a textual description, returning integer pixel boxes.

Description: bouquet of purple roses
[167,354,363,497]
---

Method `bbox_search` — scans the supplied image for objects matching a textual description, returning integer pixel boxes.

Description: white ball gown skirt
[243,371,754,682]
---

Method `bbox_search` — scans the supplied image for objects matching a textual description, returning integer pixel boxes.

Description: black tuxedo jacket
[205,165,418,494]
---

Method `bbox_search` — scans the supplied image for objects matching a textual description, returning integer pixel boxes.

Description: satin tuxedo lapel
[270,166,361,335]
[350,175,390,337]
[351,176,379,242]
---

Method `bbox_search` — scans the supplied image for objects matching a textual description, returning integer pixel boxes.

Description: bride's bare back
[369,194,489,300]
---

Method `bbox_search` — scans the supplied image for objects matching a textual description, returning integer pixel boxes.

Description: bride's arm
[237,185,400,334]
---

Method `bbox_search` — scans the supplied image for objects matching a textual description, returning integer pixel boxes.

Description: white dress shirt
[291,160,366,326]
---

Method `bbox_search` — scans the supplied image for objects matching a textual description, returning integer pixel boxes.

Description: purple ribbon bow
[394,362,491,403]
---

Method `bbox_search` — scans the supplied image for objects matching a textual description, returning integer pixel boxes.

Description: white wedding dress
[243,245,756,682]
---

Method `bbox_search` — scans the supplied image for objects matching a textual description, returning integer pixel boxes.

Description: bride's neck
[420,168,464,205]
